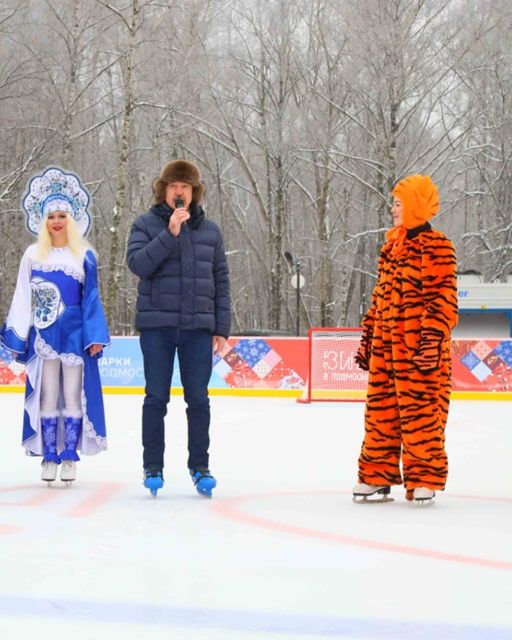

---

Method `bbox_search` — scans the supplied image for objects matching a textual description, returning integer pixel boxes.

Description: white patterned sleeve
[0,247,33,354]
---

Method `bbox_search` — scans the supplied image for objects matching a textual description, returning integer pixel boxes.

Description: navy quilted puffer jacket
[126,202,231,337]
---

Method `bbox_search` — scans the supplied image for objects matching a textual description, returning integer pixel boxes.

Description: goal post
[298,327,368,403]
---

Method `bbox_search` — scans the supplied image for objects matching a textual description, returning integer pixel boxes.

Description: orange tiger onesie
[355,175,458,501]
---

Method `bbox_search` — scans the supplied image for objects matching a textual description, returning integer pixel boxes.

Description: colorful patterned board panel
[0,337,308,391]
[452,340,512,392]
[0,344,26,386]
[1,337,511,392]
[212,338,306,389]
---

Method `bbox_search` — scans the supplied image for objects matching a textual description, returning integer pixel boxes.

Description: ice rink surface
[0,393,511,640]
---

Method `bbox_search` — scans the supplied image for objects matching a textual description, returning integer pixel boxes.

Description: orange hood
[392,174,439,229]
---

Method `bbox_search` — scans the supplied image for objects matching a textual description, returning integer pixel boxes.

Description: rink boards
[1,335,512,400]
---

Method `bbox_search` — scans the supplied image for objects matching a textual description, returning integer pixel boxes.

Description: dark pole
[296,261,301,336]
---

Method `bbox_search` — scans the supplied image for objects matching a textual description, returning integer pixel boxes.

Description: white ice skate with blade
[60,460,76,486]
[353,482,393,503]
[41,461,58,485]
[413,487,435,505]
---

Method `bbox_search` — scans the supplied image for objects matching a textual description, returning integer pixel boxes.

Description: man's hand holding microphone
[168,196,190,237]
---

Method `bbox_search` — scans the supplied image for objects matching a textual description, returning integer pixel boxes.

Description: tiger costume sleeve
[355,252,386,370]
[414,233,458,372]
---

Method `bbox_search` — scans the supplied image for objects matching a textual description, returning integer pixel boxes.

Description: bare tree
[1,0,511,334]
[448,0,512,279]
[98,0,142,326]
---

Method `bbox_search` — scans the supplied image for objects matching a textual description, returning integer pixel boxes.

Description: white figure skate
[352,482,394,503]
[412,487,435,505]
[41,461,58,485]
[60,460,76,486]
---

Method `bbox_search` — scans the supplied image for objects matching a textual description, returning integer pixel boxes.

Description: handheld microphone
[175,197,184,209]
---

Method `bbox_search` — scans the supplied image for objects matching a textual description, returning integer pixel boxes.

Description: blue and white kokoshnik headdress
[22,166,91,236]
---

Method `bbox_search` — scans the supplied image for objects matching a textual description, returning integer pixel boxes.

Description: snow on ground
[0,393,511,640]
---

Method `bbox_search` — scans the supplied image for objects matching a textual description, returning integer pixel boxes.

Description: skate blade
[353,495,394,504]
[144,478,164,498]
[414,497,435,506]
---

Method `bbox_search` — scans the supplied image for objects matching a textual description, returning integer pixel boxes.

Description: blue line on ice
[0,595,510,639]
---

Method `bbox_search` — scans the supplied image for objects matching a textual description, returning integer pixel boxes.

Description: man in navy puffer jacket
[127,160,230,497]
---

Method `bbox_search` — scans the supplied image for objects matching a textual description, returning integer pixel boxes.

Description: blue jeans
[139,327,213,470]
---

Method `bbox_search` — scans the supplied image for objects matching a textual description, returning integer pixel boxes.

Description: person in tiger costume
[353,174,458,504]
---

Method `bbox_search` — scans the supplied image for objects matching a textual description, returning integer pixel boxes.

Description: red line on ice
[211,490,512,572]
[0,484,61,507]
[66,483,125,518]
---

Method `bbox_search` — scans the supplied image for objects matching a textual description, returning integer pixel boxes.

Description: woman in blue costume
[0,167,110,484]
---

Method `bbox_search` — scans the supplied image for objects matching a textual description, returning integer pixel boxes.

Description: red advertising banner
[305,328,368,401]
[212,337,308,390]
[1,336,511,398]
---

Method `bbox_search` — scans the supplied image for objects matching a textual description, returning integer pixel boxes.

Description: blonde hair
[36,212,94,260]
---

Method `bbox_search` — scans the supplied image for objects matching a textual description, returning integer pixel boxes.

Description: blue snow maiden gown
[0,244,110,456]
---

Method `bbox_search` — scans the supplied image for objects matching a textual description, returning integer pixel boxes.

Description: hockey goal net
[298,327,368,403]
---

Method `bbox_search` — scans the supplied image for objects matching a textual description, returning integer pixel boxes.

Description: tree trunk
[106,0,139,328]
